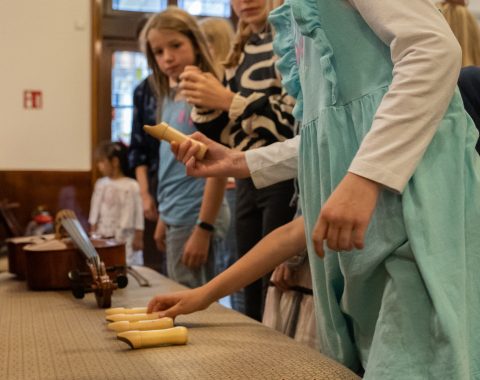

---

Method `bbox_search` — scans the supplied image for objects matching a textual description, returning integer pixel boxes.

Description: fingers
[158,304,181,319]
[189,131,209,144]
[147,295,173,313]
[147,298,156,313]
[313,214,367,257]
[170,141,179,156]
[181,92,202,106]
[181,90,202,103]
[326,223,340,253]
[271,266,285,290]
[312,216,328,258]
[203,72,217,80]
[181,253,202,269]
[183,142,200,163]
[179,81,199,91]
[338,224,354,251]
[132,241,143,251]
[155,239,165,252]
[145,206,158,222]
[181,252,193,268]
[284,267,296,288]
[326,222,355,252]
[182,65,201,74]
[171,138,202,164]
[278,266,290,291]
[147,296,181,319]
[179,70,204,84]
[353,222,367,250]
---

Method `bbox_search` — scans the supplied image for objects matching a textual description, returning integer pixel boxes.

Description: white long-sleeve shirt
[89,177,144,265]
[246,0,462,192]
[89,177,144,238]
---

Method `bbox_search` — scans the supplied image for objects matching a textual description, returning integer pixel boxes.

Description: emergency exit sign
[23,90,43,109]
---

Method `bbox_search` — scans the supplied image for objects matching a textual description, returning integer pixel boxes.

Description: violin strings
[61,218,100,263]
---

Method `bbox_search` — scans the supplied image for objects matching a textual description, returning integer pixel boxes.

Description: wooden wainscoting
[0,171,92,234]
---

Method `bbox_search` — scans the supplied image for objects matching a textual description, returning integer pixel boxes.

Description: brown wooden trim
[91,0,102,184]
[0,171,92,234]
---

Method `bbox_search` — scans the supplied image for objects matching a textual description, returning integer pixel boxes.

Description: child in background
[89,141,144,266]
[141,8,229,288]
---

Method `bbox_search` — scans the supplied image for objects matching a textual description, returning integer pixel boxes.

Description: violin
[22,210,128,308]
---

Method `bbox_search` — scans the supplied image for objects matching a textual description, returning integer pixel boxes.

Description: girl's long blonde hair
[223,19,253,69]
[199,17,234,67]
[224,0,284,69]
[141,7,220,116]
[437,1,480,66]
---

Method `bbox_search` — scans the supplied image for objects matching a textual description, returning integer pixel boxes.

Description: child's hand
[154,218,167,252]
[181,227,211,269]
[132,230,143,251]
[182,65,202,75]
[141,192,158,221]
[313,172,380,257]
[271,263,296,291]
[147,287,212,318]
[179,69,234,111]
[170,132,250,179]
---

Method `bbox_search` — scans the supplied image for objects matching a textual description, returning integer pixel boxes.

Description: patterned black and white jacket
[192,30,296,151]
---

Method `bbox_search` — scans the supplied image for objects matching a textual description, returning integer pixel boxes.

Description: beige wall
[468,0,480,17]
[0,0,91,170]
[470,0,480,19]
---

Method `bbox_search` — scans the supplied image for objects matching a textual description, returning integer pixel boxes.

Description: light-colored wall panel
[469,0,480,19]
[0,0,91,170]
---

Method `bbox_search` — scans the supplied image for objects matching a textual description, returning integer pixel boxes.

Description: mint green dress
[270,1,480,379]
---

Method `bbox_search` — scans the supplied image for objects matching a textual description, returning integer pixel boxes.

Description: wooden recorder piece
[105,307,147,316]
[108,317,174,332]
[106,312,161,322]
[117,326,188,349]
[143,122,208,160]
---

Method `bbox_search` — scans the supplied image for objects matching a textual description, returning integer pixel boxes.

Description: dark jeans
[235,178,296,321]
[143,173,167,275]
[143,217,166,275]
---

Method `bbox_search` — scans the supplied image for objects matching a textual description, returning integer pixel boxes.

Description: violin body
[7,238,27,279]
[23,238,126,290]
[6,235,55,279]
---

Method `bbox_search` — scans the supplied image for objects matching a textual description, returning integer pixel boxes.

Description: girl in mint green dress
[269,0,480,378]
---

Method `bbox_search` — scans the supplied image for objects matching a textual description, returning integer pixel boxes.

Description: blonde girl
[141,7,229,288]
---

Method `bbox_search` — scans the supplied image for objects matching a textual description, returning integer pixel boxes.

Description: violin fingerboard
[58,212,99,260]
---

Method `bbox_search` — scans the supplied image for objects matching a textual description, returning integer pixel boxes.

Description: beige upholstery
[0,267,360,380]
